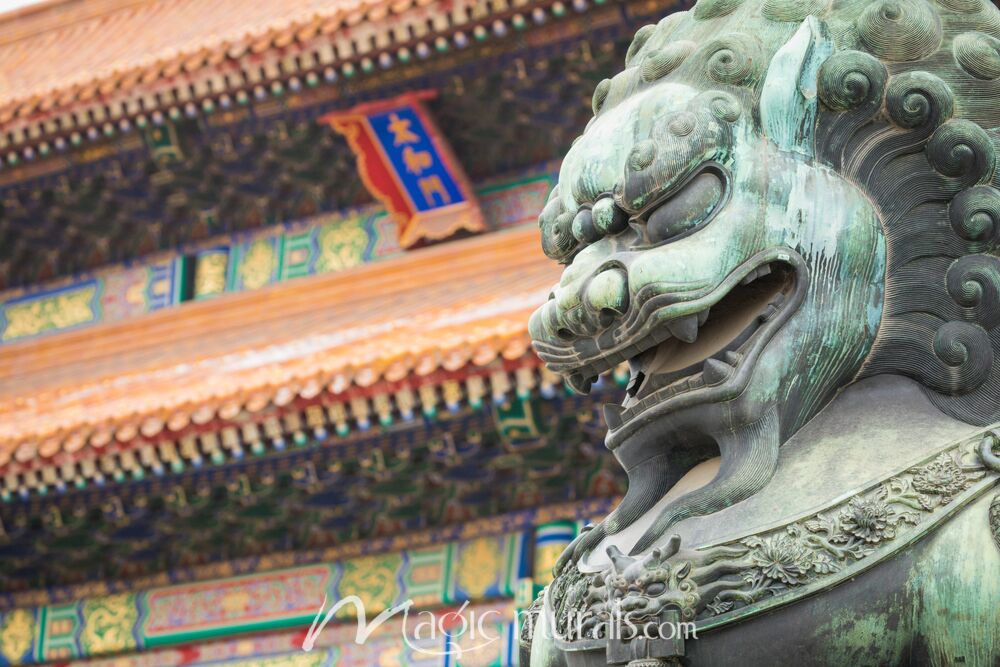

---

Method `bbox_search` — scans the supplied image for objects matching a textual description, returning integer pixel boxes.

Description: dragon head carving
[529,0,1000,560]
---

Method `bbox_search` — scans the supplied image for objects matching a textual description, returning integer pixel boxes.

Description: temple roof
[0,226,559,464]
[0,0,640,290]
[0,0,418,123]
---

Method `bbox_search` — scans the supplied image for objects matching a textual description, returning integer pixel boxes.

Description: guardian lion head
[529,0,1000,560]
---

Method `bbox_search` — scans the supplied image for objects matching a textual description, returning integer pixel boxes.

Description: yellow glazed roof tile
[0,0,422,121]
[0,227,558,462]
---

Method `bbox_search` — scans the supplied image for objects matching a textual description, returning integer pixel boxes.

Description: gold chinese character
[418,175,452,207]
[402,146,433,175]
[387,113,419,145]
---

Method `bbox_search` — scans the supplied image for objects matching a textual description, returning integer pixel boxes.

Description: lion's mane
[578,0,1000,425]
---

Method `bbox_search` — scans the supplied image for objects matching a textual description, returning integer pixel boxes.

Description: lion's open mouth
[534,250,806,448]
[607,260,797,426]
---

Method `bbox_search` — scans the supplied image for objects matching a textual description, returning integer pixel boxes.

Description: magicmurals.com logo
[302,596,697,657]
[519,602,699,644]
[301,597,504,657]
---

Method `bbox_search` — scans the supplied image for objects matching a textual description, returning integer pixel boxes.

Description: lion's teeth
[603,404,625,430]
[666,315,699,343]
[702,358,733,385]
[626,370,646,398]
[759,303,780,323]
[740,264,772,286]
[628,346,657,375]
[568,373,594,395]
[723,350,743,366]
[697,308,710,326]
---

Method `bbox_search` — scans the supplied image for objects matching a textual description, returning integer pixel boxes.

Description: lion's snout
[530,265,631,346]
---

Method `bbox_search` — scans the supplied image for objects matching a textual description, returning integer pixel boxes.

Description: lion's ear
[760,16,833,158]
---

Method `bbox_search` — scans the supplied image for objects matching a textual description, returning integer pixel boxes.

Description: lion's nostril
[557,328,576,341]
[585,268,629,324]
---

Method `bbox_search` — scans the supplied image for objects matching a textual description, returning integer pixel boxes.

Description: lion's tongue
[625,347,658,398]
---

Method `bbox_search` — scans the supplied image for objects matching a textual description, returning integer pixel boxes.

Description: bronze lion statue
[523,0,1000,664]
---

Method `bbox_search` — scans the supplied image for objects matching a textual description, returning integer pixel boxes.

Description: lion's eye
[644,582,666,596]
[644,170,725,244]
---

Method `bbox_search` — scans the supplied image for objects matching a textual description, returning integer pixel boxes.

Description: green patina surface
[523,0,1000,663]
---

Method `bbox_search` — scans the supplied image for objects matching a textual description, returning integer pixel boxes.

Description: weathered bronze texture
[524,0,1000,664]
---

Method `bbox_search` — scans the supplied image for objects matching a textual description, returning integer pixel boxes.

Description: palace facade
[0,0,683,663]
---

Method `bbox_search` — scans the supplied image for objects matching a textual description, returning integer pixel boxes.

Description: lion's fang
[626,370,646,398]
[568,373,594,395]
[603,404,625,430]
[702,358,733,385]
[666,315,699,343]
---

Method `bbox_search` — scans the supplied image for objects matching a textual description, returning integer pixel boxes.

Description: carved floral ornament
[538,430,999,643]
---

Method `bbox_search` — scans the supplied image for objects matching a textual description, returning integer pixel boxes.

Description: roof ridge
[0,0,149,45]
[0,0,377,117]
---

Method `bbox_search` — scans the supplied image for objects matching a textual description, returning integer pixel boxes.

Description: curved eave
[0,226,561,468]
[0,0,621,156]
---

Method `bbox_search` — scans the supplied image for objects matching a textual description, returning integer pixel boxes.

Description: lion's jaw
[529,82,886,554]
